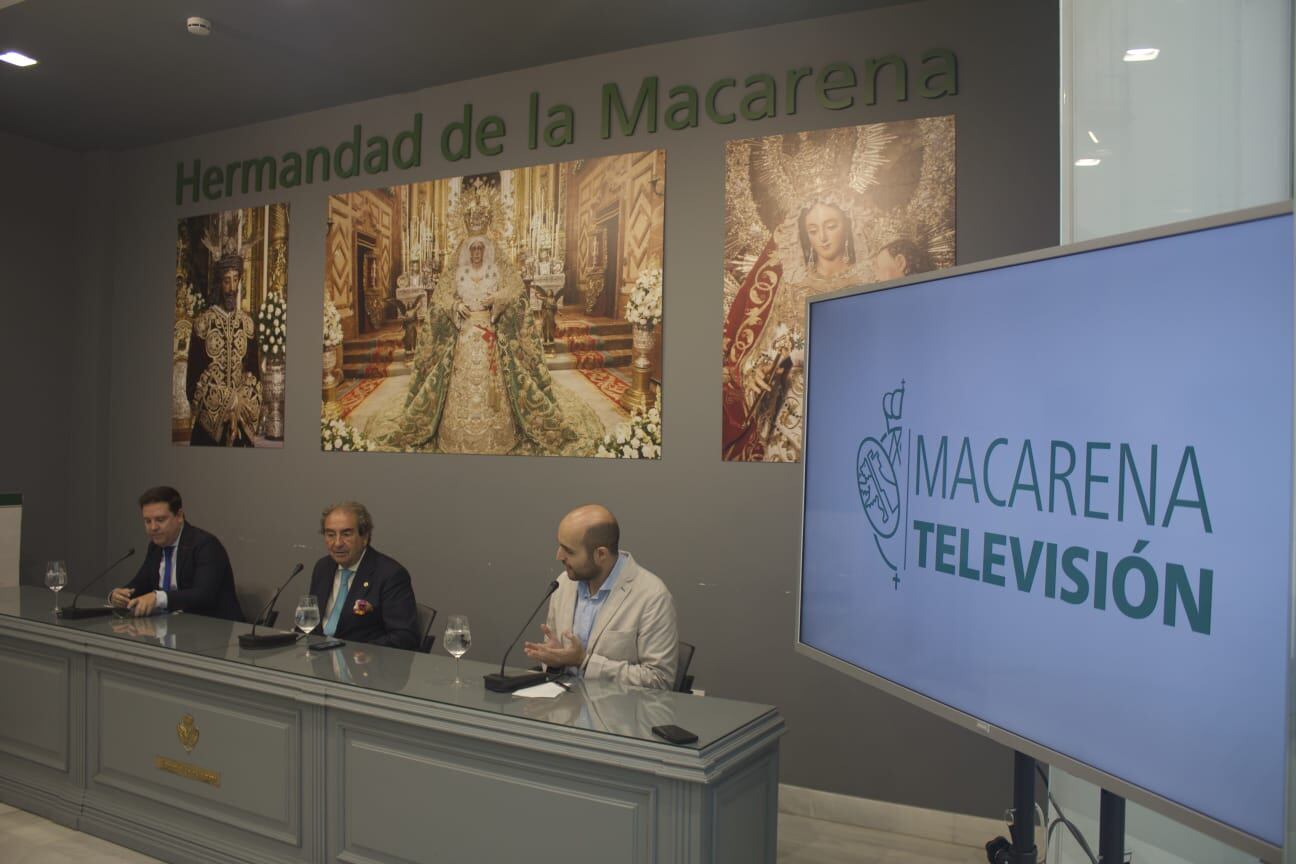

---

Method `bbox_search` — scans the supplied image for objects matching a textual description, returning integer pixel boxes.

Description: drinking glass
[294,595,321,640]
[45,561,67,614]
[443,614,472,685]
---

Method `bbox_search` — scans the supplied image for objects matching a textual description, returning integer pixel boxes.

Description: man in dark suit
[307,502,418,650]
[109,486,245,621]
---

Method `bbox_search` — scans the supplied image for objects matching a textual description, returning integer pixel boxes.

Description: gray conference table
[0,587,783,864]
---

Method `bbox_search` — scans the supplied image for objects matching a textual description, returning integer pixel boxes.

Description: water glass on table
[44,561,67,614]
[294,595,321,644]
[444,614,471,685]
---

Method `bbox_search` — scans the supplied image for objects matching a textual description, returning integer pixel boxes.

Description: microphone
[484,579,560,693]
[60,548,136,619]
[238,563,305,649]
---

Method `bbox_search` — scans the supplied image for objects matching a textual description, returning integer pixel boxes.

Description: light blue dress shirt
[569,551,627,675]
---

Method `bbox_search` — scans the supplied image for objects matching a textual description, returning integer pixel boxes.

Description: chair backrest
[416,603,438,654]
[240,592,278,628]
[674,640,696,693]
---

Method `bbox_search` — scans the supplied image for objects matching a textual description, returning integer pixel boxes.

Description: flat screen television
[797,204,1293,860]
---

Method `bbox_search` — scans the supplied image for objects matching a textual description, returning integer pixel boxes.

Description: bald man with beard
[524,505,678,690]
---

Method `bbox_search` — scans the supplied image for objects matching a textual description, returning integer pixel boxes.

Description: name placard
[155,756,221,788]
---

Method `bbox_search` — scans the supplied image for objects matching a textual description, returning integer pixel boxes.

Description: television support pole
[1009,751,1039,864]
[1098,789,1127,863]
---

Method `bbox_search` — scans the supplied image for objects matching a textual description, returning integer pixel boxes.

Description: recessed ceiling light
[1087,130,1100,144]
[1123,48,1160,62]
[1075,158,1102,167]
[0,51,38,67]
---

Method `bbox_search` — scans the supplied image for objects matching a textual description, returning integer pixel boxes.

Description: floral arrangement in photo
[257,291,287,360]
[184,286,207,318]
[624,267,663,327]
[323,301,344,349]
[596,402,661,459]
[321,416,371,452]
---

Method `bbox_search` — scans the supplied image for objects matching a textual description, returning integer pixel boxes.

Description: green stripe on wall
[0,493,22,507]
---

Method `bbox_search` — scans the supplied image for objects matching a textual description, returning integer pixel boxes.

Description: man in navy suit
[109,486,245,621]
[307,502,419,650]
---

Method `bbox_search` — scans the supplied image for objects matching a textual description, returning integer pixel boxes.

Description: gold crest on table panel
[176,713,200,754]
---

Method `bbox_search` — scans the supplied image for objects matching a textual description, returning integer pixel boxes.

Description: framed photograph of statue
[721,116,956,463]
[172,203,290,447]
[320,149,666,458]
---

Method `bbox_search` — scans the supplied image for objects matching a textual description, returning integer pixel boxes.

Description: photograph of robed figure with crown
[320,150,666,458]
[721,117,955,463]
[172,203,290,448]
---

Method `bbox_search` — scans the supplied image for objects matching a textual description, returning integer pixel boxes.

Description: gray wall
[21,0,1058,817]
[0,133,91,583]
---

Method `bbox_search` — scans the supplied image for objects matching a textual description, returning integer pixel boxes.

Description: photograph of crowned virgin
[321,151,666,458]
[172,203,290,448]
[721,117,955,463]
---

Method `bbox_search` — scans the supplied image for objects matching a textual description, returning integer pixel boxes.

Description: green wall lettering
[442,104,474,161]
[602,77,659,139]
[305,146,331,184]
[170,46,959,206]
[334,125,362,178]
[816,62,856,110]
[740,74,777,121]
[784,66,812,115]
[705,78,737,124]
[666,85,699,130]
[863,55,907,105]
[477,115,506,157]
[920,49,958,98]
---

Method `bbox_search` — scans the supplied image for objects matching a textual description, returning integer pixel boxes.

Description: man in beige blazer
[524,505,678,690]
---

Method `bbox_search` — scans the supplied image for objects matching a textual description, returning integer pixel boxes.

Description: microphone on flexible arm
[238,563,305,649]
[60,548,136,619]
[484,579,560,692]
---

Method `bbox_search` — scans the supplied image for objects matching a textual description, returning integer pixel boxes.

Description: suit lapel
[174,524,196,589]
[556,575,578,635]
[308,564,329,604]
[339,548,378,627]
[585,556,636,657]
[144,544,162,590]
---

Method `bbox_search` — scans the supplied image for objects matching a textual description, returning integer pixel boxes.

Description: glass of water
[294,595,320,641]
[45,561,67,614]
[444,614,471,685]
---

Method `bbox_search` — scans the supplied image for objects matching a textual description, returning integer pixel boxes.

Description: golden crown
[460,178,498,234]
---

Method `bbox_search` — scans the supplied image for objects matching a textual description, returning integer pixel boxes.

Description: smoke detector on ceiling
[186,17,212,37]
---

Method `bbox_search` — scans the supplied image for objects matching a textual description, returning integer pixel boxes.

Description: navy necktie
[161,546,174,592]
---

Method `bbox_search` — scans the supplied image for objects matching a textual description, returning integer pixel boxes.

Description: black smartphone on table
[651,724,698,745]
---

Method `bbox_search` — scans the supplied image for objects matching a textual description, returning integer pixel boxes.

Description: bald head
[556,505,621,586]
[562,504,620,556]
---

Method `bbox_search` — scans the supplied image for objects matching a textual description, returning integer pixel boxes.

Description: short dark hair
[583,518,620,557]
[139,486,183,514]
[321,502,373,538]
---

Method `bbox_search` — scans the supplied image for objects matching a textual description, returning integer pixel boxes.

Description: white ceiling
[0,0,919,152]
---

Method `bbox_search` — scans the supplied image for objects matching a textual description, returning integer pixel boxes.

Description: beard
[565,561,600,582]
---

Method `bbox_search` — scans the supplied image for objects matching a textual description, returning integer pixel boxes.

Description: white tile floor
[779,812,985,863]
[0,802,159,863]
[0,801,986,863]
